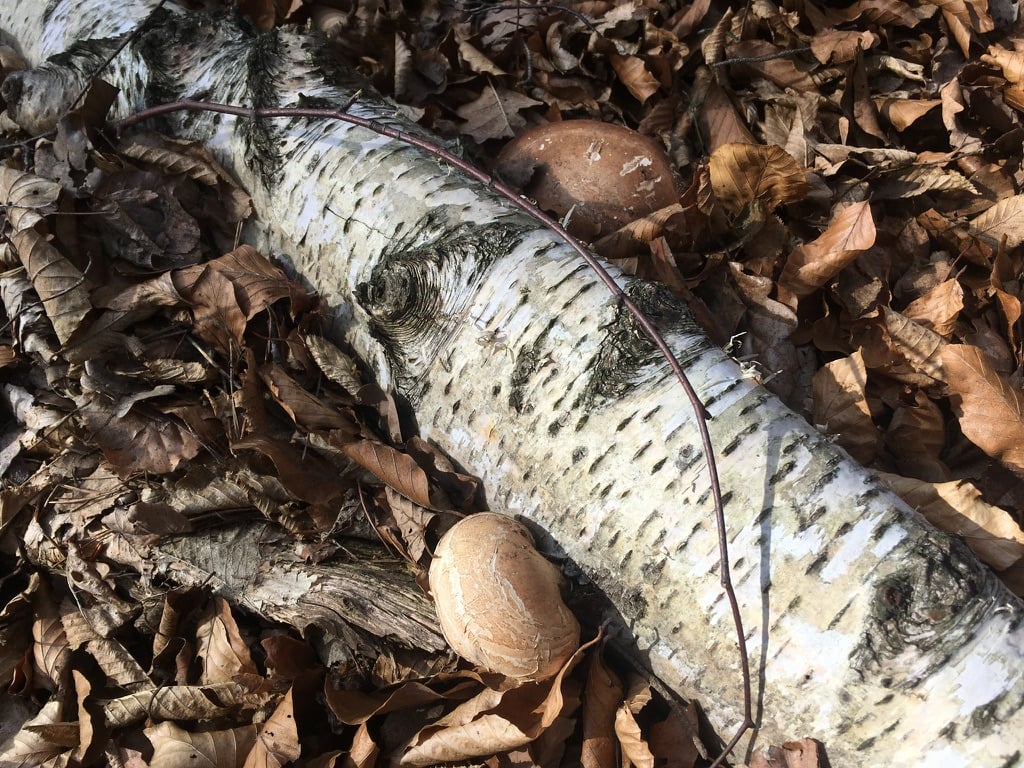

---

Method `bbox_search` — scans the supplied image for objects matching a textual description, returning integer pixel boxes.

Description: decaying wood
[2,2,1023,765]
[22,514,446,661]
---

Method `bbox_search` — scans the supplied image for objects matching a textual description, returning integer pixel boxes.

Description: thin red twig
[120,98,755,763]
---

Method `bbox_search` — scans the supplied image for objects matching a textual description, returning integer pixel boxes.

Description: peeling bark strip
[2,3,1023,765]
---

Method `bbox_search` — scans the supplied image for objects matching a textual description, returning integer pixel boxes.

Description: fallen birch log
[2,3,1023,765]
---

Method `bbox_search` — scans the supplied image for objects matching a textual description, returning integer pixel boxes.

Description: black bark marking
[355,219,528,396]
[632,440,652,460]
[681,521,704,549]
[739,393,770,416]
[826,596,854,629]
[577,281,705,410]
[636,510,658,538]
[769,460,797,485]
[852,533,1000,692]
[702,378,742,409]
[721,421,758,456]
[572,446,587,463]
[508,333,545,415]
[650,457,666,474]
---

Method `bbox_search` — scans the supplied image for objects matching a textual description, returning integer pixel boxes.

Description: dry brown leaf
[343,439,449,510]
[195,597,259,685]
[610,55,660,103]
[983,44,1024,83]
[614,705,655,768]
[211,245,294,318]
[457,83,542,142]
[726,40,816,89]
[941,344,1024,474]
[873,165,976,199]
[0,700,66,766]
[0,167,61,231]
[13,228,92,346]
[400,634,596,765]
[811,351,880,466]
[695,75,758,152]
[708,143,808,217]
[147,720,259,768]
[778,201,875,301]
[931,0,994,56]
[874,98,942,131]
[177,263,248,353]
[647,702,703,767]
[810,29,878,64]
[304,334,364,394]
[258,364,358,433]
[386,487,436,563]
[244,688,300,768]
[324,679,462,726]
[76,395,203,475]
[747,738,823,768]
[881,473,1024,571]
[969,194,1024,248]
[885,392,949,482]
[102,682,250,728]
[877,307,946,383]
[902,278,963,337]
[580,651,621,768]
[825,0,920,26]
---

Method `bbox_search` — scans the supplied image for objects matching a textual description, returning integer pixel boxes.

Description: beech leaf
[969,195,1024,248]
[941,344,1024,473]
[343,439,449,509]
[147,721,258,768]
[779,201,875,300]
[811,351,879,466]
[708,143,808,216]
[881,473,1024,571]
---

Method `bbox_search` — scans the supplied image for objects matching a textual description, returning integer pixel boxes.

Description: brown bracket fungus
[428,512,581,680]
[495,120,678,241]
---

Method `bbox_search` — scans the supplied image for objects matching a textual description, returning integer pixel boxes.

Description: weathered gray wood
[2,4,1022,765]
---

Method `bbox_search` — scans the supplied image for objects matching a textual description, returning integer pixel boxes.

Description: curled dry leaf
[779,201,876,303]
[246,688,301,768]
[982,44,1024,83]
[614,704,655,768]
[902,278,964,337]
[707,142,808,217]
[428,513,580,680]
[13,228,92,346]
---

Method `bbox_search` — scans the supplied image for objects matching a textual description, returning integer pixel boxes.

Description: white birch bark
[1,3,1022,765]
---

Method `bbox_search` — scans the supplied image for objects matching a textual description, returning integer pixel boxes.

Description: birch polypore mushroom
[495,120,677,241]
[428,513,580,680]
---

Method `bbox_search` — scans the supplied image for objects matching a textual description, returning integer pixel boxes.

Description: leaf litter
[1,0,1024,765]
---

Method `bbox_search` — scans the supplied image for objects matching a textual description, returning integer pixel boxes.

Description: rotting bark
[1,3,1023,766]
[22,514,445,662]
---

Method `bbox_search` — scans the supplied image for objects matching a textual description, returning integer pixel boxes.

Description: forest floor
[0,1,1023,766]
